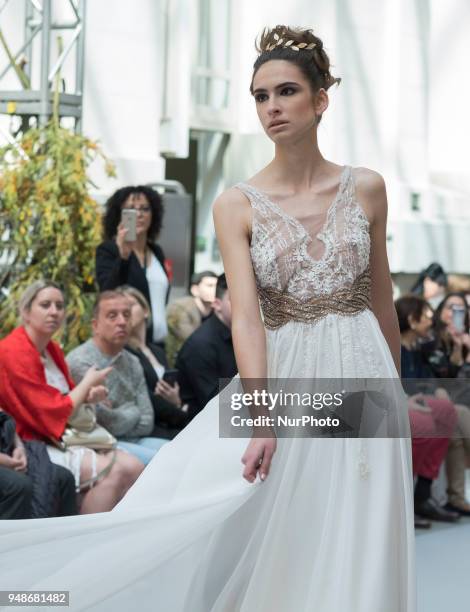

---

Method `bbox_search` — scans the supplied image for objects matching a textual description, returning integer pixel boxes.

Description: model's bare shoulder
[353,166,386,193]
[352,167,387,224]
[212,186,252,235]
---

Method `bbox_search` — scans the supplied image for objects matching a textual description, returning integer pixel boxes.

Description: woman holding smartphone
[425,292,470,378]
[122,286,191,439]
[96,186,170,346]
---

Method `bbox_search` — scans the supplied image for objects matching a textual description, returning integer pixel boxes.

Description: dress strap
[341,165,356,202]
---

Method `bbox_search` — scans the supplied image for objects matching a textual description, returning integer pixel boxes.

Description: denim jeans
[117,437,168,465]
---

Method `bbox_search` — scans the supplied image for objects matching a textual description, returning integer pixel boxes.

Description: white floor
[416,472,470,610]
[416,518,470,610]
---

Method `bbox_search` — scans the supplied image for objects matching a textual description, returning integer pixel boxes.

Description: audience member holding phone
[424,293,470,379]
[96,186,170,346]
[123,287,191,440]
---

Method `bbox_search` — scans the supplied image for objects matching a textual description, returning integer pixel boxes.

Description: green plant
[0,122,116,350]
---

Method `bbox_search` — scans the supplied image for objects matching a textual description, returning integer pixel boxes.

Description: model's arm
[356,168,401,374]
[213,188,276,483]
[213,188,266,379]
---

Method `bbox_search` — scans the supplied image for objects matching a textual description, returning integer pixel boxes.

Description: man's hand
[408,393,432,414]
[0,450,27,472]
[11,447,28,472]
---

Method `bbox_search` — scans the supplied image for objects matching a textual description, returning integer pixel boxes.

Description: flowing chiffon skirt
[0,310,416,611]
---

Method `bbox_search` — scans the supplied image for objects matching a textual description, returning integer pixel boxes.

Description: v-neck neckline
[240,165,349,235]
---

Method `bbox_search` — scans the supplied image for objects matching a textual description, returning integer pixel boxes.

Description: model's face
[122,193,152,237]
[23,287,65,336]
[252,60,327,142]
[93,297,132,348]
[440,295,466,326]
[192,276,217,304]
[213,290,232,328]
[126,294,148,330]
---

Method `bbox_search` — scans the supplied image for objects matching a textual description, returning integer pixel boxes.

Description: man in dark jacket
[176,274,237,416]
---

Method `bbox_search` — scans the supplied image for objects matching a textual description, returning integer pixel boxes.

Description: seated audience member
[95,186,170,346]
[176,274,237,416]
[447,274,470,295]
[407,395,458,526]
[166,271,217,366]
[123,286,191,439]
[0,409,77,518]
[67,290,166,465]
[425,292,470,379]
[0,281,143,514]
[396,295,470,521]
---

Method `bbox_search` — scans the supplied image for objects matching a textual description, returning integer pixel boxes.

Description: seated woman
[122,286,191,440]
[0,281,144,514]
[396,295,470,521]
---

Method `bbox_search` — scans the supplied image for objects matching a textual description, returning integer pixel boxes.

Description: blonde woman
[0,281,144,513]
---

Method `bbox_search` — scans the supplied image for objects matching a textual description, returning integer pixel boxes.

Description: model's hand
[86,385,109,404]
[241,436,277,483]
[155,380,181,407]
[116,223,136,260]
[11,447,28,472]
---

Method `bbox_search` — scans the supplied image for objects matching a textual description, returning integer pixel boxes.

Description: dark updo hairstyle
[394,295,430,333]
[102,185,164,243]
[250,25,341,123]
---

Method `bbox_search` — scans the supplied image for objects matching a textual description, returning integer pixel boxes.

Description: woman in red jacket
[0,280,143,513]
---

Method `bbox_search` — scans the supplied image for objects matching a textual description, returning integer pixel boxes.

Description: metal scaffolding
[0,0,86,131]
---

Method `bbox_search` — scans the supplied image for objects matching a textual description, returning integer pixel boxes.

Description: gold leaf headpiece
[265,33,316,53]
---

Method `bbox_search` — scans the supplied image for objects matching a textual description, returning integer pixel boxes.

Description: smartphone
[452,305,466,333]
[121,209,137,242]
[162,369,179,386]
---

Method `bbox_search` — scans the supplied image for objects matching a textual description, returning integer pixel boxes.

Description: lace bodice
[236,166,370,301]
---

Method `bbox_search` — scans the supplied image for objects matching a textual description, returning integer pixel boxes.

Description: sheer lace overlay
[236,166,370,301]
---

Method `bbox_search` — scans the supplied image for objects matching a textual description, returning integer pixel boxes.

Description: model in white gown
[0,165,415,612]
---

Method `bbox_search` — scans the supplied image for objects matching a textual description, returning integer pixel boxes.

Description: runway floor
[416,473,470,610]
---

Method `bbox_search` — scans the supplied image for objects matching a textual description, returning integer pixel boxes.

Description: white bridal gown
[0,166,415,612]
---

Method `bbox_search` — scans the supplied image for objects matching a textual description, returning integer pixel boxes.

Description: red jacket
[0,326,75,441]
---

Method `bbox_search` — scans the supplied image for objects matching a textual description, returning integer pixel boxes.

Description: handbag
[67,403,97,432]
[60,425,117,451]
[54,404,117,451]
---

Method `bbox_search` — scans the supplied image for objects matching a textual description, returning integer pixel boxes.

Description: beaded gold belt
[258,268,372,330]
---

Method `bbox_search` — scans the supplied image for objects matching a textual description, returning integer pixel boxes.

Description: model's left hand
[11,447,28,472]
[241,436,277,483]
